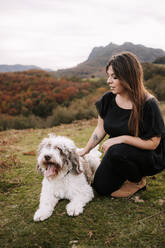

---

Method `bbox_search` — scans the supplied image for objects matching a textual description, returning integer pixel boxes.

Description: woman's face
[107,66,126,95]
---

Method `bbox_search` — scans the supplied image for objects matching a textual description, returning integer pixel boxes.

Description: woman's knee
[107,143,129,160]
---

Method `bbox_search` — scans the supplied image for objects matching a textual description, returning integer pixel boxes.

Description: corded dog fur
[33,134,101,221]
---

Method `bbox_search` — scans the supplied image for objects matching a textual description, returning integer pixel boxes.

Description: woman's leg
[93,143,154,196]
[108,143,155,180]
[92,148,125,196]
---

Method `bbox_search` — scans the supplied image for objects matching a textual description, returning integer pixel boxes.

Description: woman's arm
[123,135,161,150]
[78,115,106,156]
[101,135,161,153]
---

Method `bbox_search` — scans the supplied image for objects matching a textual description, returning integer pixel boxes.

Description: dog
[33,134,101,221]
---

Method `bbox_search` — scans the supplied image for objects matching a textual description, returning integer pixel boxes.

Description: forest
[0,62,165,130]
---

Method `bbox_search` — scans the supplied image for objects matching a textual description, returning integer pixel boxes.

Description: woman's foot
[111,177,146,198]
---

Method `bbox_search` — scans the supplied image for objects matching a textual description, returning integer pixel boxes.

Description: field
[1,119,165,248]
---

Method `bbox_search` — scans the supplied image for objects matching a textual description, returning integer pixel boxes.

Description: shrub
[0,115,45,131]
[145,75,165,100]
[46,98,97,128]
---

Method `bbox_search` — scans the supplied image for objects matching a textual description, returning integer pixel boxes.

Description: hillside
[0,70,105,122]
[0,62,165,131]
[0,64,52,72]
[53,42,165,78]
[1,121,165,247]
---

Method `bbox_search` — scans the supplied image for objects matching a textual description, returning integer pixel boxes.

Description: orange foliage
[0,70,95,118]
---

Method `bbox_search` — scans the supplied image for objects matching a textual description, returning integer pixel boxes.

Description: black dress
[92,92,165,196]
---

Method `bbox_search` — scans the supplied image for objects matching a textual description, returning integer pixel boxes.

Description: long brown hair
[106,51,150,136]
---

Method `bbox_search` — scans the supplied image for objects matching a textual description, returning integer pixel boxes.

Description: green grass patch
[1,119,165,248]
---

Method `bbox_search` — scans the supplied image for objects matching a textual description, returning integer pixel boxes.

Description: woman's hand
[101,136,124,153]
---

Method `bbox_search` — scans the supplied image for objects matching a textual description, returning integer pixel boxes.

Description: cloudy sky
[1,0,165,70]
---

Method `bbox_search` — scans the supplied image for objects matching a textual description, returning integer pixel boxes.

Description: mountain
[53,42,165,78]
[0,64,52,73]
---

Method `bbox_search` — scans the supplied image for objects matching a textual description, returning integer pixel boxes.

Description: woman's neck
[116,93,132,109]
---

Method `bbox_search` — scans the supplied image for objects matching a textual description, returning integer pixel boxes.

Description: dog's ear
[55,143,83,174]
[70,149,83,174]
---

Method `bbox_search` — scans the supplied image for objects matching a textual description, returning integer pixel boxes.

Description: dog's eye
[55,146,63,154]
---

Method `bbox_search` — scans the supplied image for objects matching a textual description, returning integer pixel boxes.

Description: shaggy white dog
[33,134,101,221]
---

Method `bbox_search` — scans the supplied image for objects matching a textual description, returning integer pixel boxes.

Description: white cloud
[0,0,165,70]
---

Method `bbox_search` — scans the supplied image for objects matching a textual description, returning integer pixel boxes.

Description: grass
[1,119,165,248]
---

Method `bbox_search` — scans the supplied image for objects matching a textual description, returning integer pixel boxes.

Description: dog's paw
[66,203,83,216]
[33,209,52,222]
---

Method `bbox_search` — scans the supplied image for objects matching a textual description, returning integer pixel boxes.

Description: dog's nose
[45,155,51,161]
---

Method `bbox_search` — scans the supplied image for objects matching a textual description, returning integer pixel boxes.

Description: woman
[78,51,165,197]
